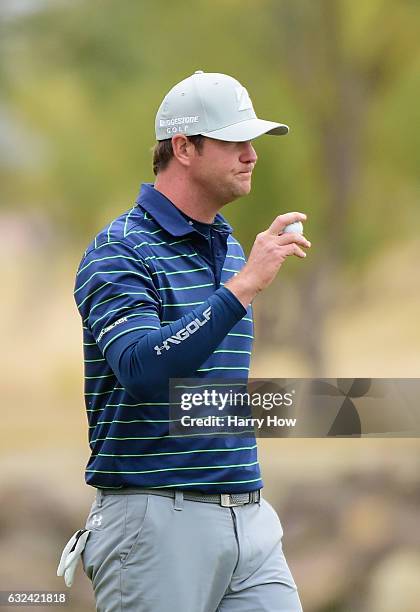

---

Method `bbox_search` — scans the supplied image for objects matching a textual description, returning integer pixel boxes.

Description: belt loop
[96,489,103,508]
[174,490,184,511]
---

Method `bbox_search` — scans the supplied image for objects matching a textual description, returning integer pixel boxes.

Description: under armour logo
[91,514,103,527]
[235,86,253,111]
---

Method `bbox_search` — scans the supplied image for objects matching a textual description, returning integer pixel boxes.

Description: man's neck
[154,174,219,224]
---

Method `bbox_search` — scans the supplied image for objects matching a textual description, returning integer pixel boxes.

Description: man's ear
[171,135,195,168]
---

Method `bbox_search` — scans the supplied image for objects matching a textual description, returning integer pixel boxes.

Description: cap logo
[159,115,199,135]
[159,116,199,127]
[235,86,253,112]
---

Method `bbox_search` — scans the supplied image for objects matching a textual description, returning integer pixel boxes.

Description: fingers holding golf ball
[275,234,310,258]
[274,214,310,257]
[244,212,311,284]
[224,211,311,308]
[268,211,306,236]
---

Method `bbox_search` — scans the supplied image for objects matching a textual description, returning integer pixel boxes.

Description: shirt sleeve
[74,240,162,354]
[74,240,247,400]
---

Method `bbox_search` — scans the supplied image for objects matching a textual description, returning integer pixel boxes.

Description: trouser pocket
[81,493,151,585]
[120,494,151,568]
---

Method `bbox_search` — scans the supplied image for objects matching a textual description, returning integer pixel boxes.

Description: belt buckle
[220,494,247,508]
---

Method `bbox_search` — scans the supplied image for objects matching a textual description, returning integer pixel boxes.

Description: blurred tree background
[1,1,420,611]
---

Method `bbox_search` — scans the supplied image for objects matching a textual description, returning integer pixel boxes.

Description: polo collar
[135,183,233,238]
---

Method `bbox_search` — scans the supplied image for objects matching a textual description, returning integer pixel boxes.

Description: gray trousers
[81,489,302,612]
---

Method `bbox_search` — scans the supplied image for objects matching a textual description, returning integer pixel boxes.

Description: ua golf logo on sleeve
[154,306,212,355]
[235,86,253,111]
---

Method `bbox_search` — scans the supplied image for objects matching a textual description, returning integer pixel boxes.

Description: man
[58,71,310,611]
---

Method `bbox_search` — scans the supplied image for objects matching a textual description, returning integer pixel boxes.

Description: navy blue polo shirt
[74,182,262,493]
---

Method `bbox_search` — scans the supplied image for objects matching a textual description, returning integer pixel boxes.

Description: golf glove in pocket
[57,529,91,587]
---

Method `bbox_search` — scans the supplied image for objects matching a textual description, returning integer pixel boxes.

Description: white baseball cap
[155,70,289,142]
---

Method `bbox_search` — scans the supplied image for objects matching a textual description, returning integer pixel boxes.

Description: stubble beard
[218,173,252,205]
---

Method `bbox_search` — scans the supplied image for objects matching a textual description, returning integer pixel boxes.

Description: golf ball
[283,221,304,235]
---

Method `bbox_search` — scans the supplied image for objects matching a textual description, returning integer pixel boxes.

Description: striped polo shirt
[74,182,262,493]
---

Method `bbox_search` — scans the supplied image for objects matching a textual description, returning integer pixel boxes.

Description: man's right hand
[225,212,311,308]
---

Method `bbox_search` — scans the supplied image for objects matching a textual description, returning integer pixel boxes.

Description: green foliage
[1,0,419,266]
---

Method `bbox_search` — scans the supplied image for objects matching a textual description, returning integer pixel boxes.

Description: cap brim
[200,118,289,142]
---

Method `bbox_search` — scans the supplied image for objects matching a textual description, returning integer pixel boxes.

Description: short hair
[152,135,205,176]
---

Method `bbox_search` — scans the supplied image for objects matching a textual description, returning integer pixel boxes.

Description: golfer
[59,71,309,611]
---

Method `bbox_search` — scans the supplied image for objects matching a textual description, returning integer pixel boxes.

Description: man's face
[189,137,258,205]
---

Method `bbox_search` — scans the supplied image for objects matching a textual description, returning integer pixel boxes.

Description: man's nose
[240,141,258,165]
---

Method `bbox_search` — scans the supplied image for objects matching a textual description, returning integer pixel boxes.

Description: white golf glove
[57,529,91,587]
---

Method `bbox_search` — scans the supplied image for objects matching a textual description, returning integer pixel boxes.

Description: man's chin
[234,173,252,192]
[218,179,252,205]
[236,181,252,197]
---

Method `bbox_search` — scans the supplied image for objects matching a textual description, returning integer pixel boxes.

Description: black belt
[99,487,261,508]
